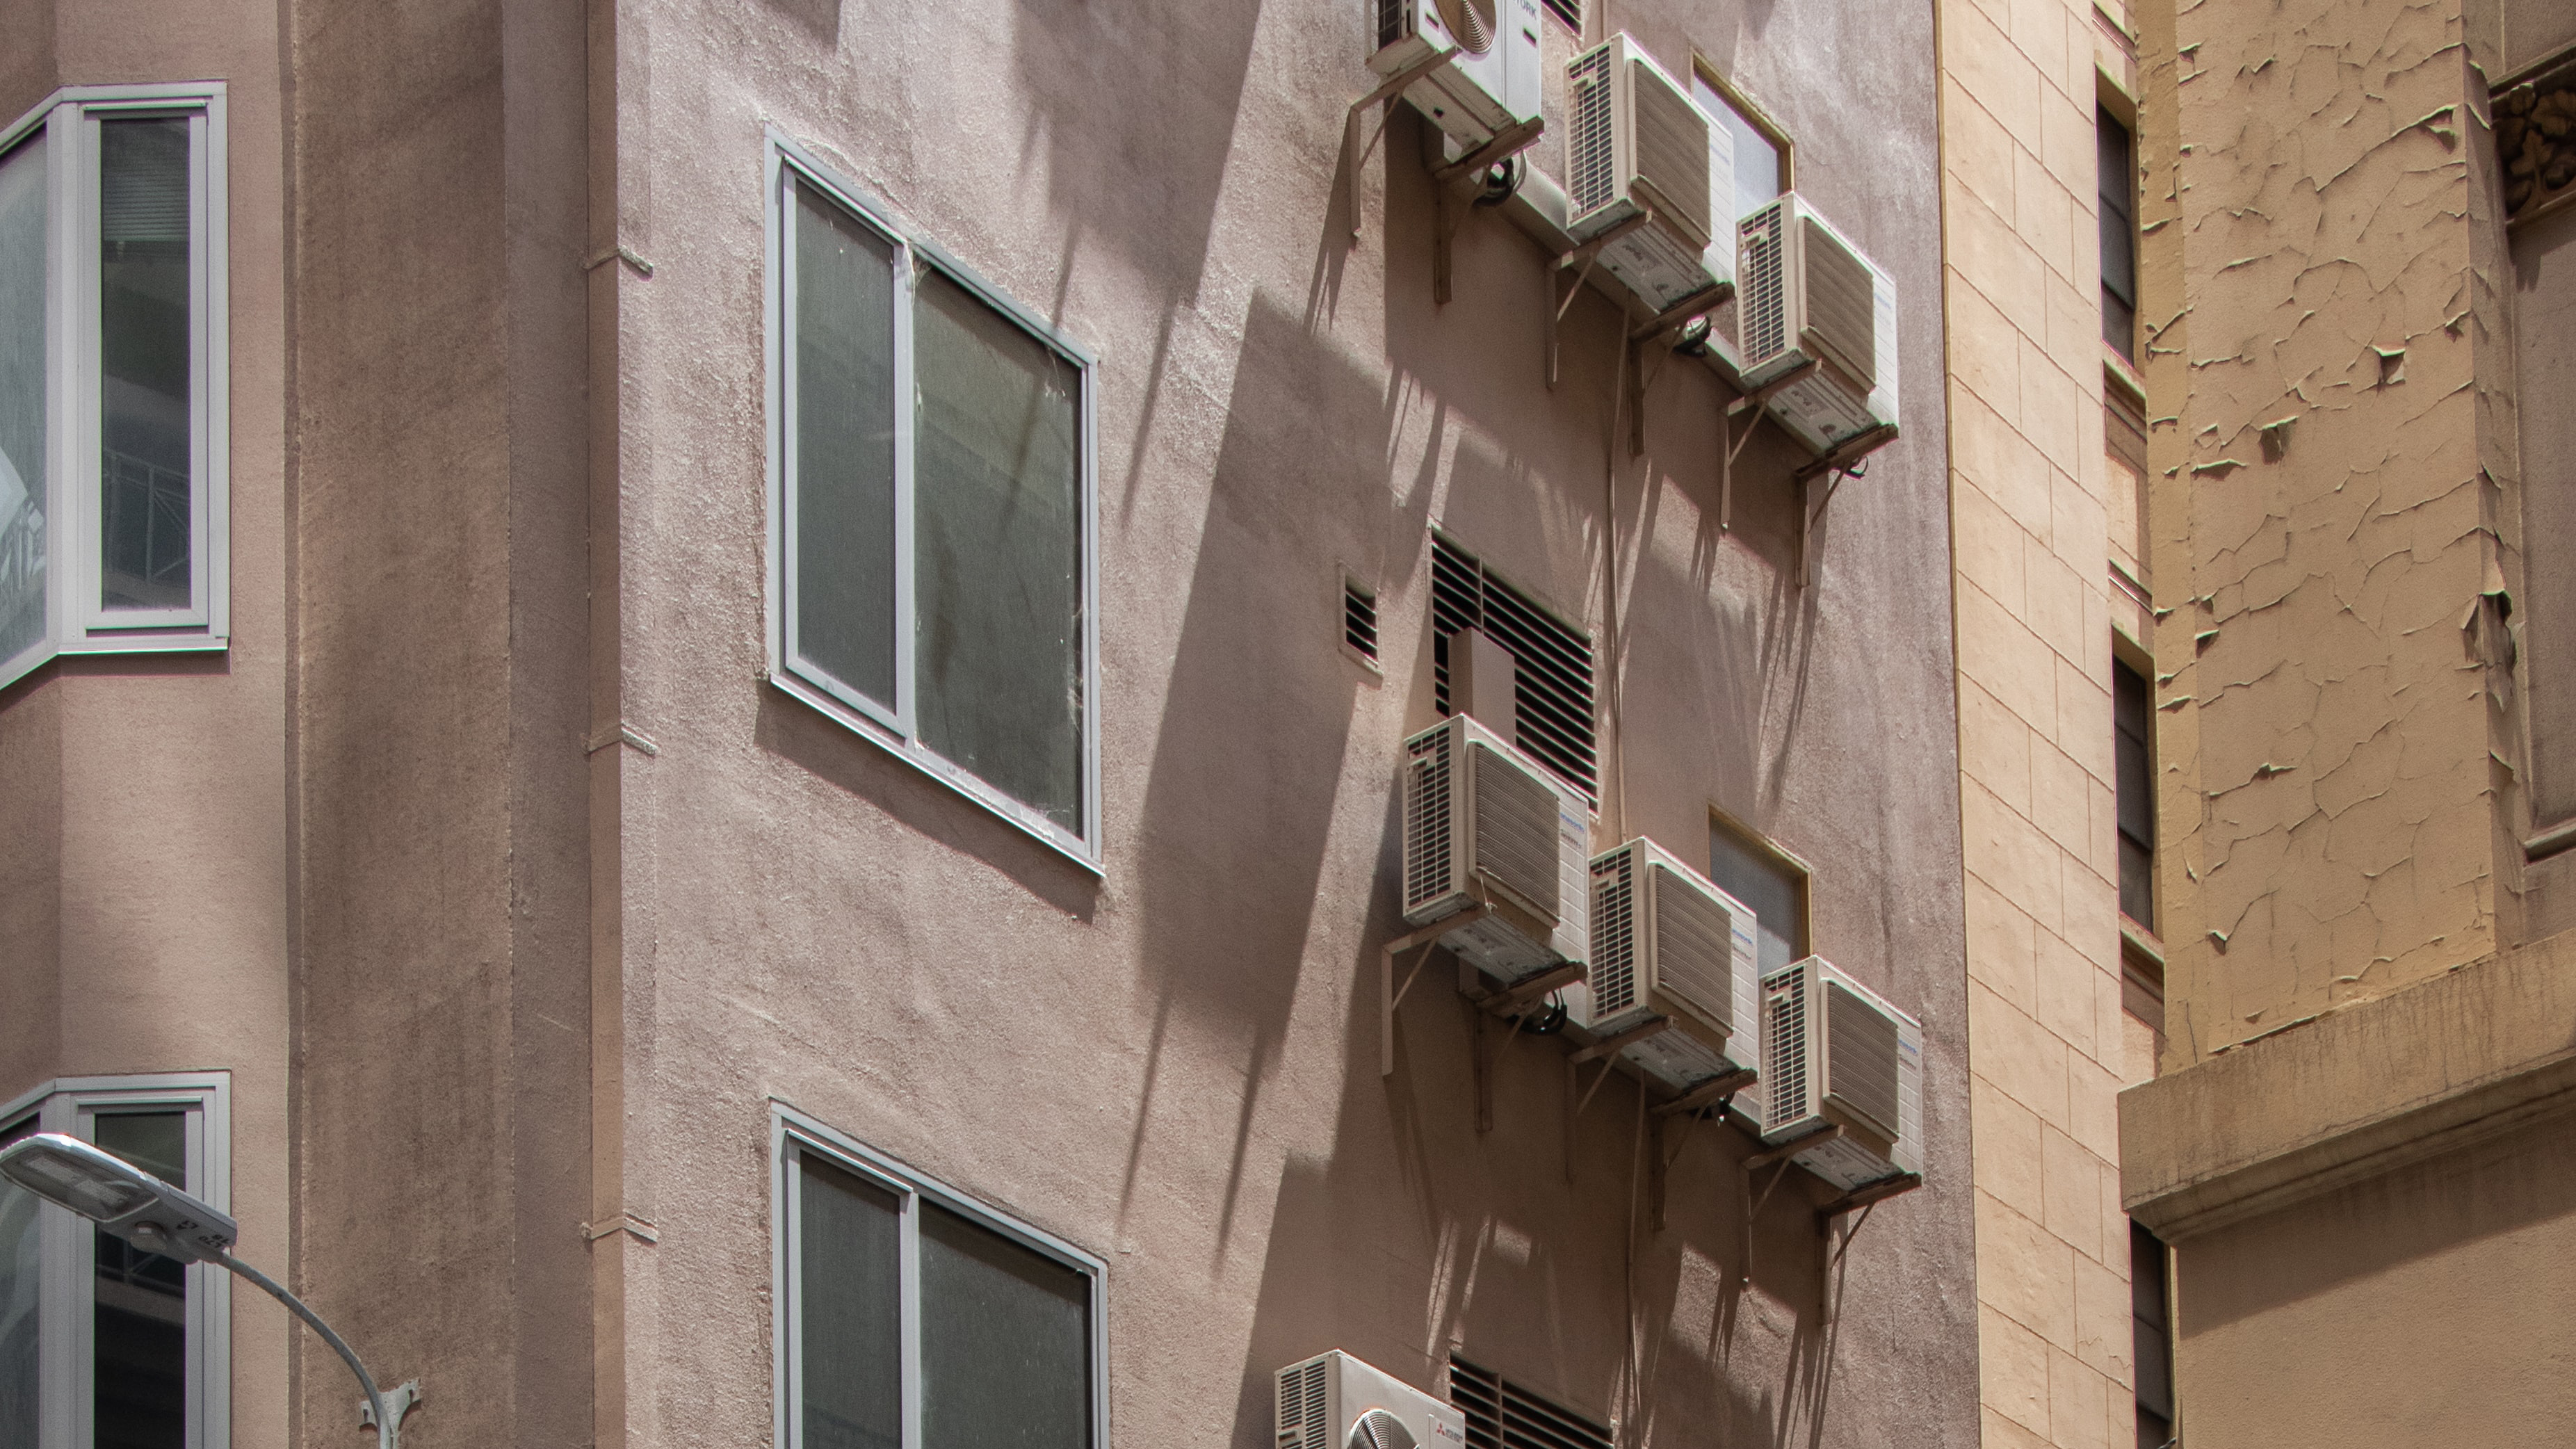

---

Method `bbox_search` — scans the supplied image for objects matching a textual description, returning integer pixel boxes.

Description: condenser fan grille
[1433,0,1498,53]
[1353,1409,1418,1449]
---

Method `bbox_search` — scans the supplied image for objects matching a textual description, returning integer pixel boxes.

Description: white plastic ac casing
[1562,33,1732,314]
[1733,192,1900,458]
[1369,0,1544,151]
[1402,714,1591,985]
[1566,837,1762,1093]
[1749,956,1924,1191]
[1277,1350,1471,1449]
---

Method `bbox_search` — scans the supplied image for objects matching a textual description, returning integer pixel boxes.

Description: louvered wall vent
[1345,576,1380,664]
[1450,1357,1612,1449]
[1430,535,1597,802]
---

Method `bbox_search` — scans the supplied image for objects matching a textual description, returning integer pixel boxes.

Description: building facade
[1,4,1982,1449]
[2119,0,2576,1443]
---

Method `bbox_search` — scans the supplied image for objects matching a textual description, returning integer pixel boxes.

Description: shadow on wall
[1120,290,1429,1254]
[757,0,841,44]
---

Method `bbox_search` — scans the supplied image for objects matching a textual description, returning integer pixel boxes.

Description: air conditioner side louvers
[1404,728,1457,916]
[1753,957,1925,1190]
[1279,1359,1331,1449]
[1588,848,1639,1017]
[1400,716,1589,985]
[1625,58,1711,250]
[1764,966,1808,1128]
[1649,861,1734,1030]
[1824,978,1902,1143]
[1732,194,1901,459]
[1574,838,1762,1092]
[1471,740,1561,918]
[1799,216,1875,391]
[1566,45,1617,218]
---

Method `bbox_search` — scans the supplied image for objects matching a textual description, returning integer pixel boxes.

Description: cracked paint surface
[2141,0,2524,1067]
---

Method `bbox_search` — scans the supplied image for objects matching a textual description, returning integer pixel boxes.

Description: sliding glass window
[0,86,228,690]
[776,1113,1105,1449]
[767,133,1099,865]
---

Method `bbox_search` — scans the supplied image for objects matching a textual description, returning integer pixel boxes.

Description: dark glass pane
[2098,109,2137,357]
[1708,822,1805,976]
[93,1112,186,1449]
[2130,1223,2174,1425]
[792,183,899,709]
[0,134,45,661]
[919,1203,1089,1449]
[2114,661,2154,923]
[912,270,1083,830]
[98,118,192,613]
[800,1159,901,1449]
[0,1117,37,1449]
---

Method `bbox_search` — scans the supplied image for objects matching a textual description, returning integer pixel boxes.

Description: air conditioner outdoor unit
[1278,1351,1470,1449]
[1562,33,1732,315]
[1751,956,1923,1191]
[1402,714,1590,985]
[1568,837,1762,1093]
[1733,193,1900,458]
[1370,0,1544,151]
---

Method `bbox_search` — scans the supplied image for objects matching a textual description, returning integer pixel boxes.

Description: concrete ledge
[2121,928,2576,1240]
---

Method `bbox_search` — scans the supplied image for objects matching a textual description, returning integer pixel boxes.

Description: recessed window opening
[1691,69,1791,225]
[1429,533,1596,801]
[1343,574,1379,665]
[2114,656,2155,928]
[0,85,232,694]
[766,132,1101,864]
[2098,106,2138,359]
[1449,1356,1611,1449]
[2131,1222,2174,1449]
[1709,812,1808,976]
[777,1115,1106,1449]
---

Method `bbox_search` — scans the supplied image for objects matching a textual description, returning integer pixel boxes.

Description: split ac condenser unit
[1733,193,1900,457]
[1402,714,1591,985]
[1562,33,1733,314]
[1751,956,1924,1191]
[1370,0,1544,151]
[1277,1350,1469,1449]
[1570,837,1762,1092]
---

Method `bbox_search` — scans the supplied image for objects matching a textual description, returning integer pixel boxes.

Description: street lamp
[0,1131,421,1448]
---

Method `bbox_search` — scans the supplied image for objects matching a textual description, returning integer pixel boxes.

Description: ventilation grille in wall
[1450,1358,1613,1449]
[1540,0,1582,35]
[1430,534,1597,802]
[1345,576,1380,663]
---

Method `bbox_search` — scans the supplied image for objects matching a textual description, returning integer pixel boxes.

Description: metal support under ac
[1462,960,1583,1132]
[1795,422,1897,587]
[1428,118,1546,305]
[1345,51,1452,242]
[1716,358,1817,533]
[1381,904,1493,1077]
[1545,210,1653,388]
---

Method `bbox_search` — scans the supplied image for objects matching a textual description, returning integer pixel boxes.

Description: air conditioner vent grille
[1824,980,1902,1142]
[1404,731,1455,914]
[1566,47,1617,218]
[1799,216,1876,390]
[1589,851,1638,1017]
[1648,864,1734,1033]
[1765,969,1808,1128]
[1431,536,1596,801]
[1277,1359,1330,1449]
[1738,202,1789,366]
[1471,742,1560,915]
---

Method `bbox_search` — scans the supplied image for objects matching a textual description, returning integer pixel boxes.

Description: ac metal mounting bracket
[1462,960,1584,1132]
[1380,902,1495,1076]
[1346,51,1452,243]
[1428,118,1547,305]
[1545,209,1653,389]
[1794,422,1897,587]
[1716,358,1817,533]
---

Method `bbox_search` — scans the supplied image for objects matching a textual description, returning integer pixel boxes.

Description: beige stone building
[1934,0,2177,1445]
[2116,0,2576,1445]
[0,3,1993,1449]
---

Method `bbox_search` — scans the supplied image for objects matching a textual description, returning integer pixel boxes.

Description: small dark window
[1450,1357,1612,1449]
[1431,534,1597,800]
[1343,576,1379,663]
[1710,815,1808,977]
[1539,0,1582,35]
[2098,108,2138,359]
[2131,1222,2174,1449]
[2114,658,2155,928]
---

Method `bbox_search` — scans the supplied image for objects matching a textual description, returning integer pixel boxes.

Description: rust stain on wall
[2143,0,2525,1067]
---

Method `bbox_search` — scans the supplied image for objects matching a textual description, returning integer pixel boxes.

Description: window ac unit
[1402,715,1590,985]
[1562,33,1732,314]
[1567,837,1762,1093]
[1751,956,1923,1191]
[1733,193,1899,457]
[1370,0,1544,151]
[1278,1350,1470,1449]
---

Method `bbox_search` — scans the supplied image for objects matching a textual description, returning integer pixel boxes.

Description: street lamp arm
[209,1249,417,1449]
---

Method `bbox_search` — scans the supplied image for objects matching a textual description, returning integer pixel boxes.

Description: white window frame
[768,1103,1110,1449]
[762,128,1103,871]
[1,1071,233,1449]
[0,83,230,691]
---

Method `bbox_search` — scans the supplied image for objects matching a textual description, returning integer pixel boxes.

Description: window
[774,1110,1105,1449]
[2130,1222,2173,1449]
[0,1075,230,1449]
[0,86,230,692]
[765,132,1100,864]
[1429,533,1596,800]
[1708,813,1809,976]
[1450,1356,1611,1449]
[1690,70,1790,226]
[2098,107,2138,359]
[2114,657,2155,927]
